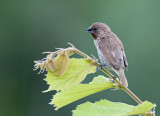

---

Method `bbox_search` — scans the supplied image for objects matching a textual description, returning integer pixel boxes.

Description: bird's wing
[99,34,128,70]
[123,51,128,70]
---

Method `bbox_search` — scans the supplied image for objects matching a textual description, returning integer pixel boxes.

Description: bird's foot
[96,63,106,71]
[111,75,117,83]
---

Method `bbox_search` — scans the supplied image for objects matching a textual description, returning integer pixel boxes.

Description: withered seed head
[33,45,77,75]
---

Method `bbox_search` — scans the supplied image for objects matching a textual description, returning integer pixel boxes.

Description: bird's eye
[93,27,97,31]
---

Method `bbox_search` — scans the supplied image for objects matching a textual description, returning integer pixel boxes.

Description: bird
[86,22,128,87]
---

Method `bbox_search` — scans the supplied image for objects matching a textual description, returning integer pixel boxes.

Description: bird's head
[86,22,111,39]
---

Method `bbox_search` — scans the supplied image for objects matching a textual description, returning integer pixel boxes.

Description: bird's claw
[96,63,106,71]
[111,75,117,83]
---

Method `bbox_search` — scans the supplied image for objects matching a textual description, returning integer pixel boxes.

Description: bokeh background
[1,0,160,116]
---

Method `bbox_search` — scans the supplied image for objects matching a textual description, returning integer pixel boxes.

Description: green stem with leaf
[74,48,142,104]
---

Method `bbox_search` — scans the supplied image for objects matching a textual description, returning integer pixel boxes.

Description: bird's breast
[94,39,111,68]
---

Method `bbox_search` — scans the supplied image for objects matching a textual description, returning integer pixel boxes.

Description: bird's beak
[86,27,93,34]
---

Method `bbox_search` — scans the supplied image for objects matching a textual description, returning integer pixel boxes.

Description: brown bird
[86,22,128,87]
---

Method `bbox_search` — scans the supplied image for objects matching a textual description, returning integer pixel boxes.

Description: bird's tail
[116,69,128,87]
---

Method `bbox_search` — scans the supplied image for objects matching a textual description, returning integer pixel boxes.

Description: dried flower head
[33,44,77,76]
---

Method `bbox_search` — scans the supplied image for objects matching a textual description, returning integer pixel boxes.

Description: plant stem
[101,67,142,104]
[75,48,142,104]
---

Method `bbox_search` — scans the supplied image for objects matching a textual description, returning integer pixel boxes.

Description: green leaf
[44,58,96,92]
[51,76,115,110]
[72,100,155,116]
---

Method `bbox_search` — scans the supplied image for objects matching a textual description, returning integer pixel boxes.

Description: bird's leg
[97,63,106,71]
[111,75,117,83]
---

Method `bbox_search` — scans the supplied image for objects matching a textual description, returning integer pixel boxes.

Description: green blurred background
[1,0,160,116]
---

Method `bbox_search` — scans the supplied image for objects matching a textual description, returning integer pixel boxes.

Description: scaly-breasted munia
[86,22,128,87]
